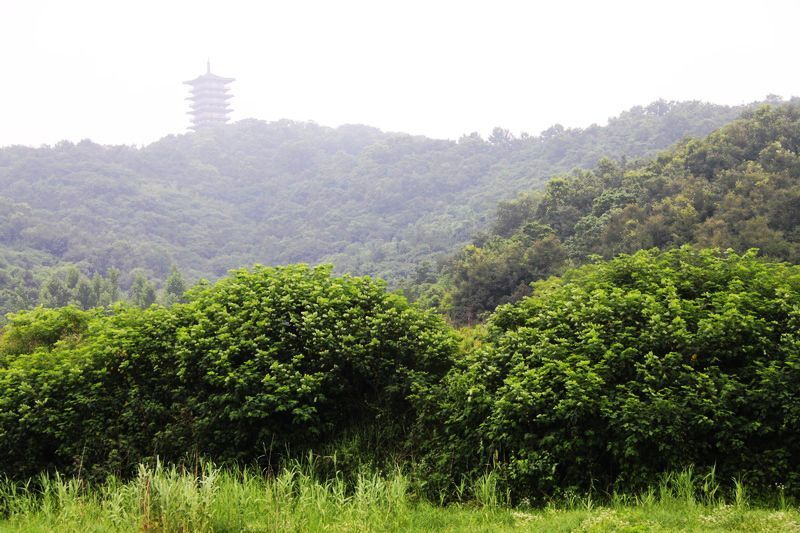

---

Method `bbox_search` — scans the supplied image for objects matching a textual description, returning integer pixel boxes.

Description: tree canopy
[441,103,800,323]
[0,100,760,319]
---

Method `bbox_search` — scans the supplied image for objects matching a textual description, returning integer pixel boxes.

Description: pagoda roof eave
[183,73,235,85]
[185,96,233,101]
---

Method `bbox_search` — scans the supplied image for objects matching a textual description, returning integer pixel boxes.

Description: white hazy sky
[2,0,799,147]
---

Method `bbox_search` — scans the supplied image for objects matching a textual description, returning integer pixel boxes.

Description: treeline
[432,103,800,323]
[0,262,186,320]
[0,99,762,318]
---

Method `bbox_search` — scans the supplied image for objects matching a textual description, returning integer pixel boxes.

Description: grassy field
[1,462,798,532]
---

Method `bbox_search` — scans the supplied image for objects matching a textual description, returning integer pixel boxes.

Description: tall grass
[1,461,798,532]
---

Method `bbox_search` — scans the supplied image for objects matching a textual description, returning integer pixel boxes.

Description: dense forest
[0,99,763,319]
[435,102,800,323]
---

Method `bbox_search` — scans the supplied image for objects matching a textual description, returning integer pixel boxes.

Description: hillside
[440,102,800,323]
[0,99,758,317]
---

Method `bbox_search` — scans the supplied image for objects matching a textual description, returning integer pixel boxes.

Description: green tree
[74,278,96,309]
[130,273,157,308]
[162,266,187,305]
[39,275,70,308]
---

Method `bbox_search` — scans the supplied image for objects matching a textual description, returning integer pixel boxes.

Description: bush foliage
[0,265,456,479]
[3,249,800,501]
[420,247,800,498]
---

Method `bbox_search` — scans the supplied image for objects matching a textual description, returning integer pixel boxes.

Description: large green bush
[421,247,800,498]
[0,264,455,479]
[173,264,455,461]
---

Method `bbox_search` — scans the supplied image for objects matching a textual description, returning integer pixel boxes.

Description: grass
[1,460,799,532]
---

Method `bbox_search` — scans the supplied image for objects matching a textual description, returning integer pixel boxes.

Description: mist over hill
[0,99,763,316]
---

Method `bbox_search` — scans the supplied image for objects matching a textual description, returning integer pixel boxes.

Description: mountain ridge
[0,99,773,317]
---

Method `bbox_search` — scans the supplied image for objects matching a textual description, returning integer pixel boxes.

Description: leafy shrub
[174,264,455,461]
[0,306,94,358]
[0,264,456,479]
[421,247,800,499]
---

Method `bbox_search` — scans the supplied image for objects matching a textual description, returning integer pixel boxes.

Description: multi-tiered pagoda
[184,61,235,131]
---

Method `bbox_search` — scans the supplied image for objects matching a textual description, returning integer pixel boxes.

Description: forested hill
[440,102,800,323]
[0,99,762,316]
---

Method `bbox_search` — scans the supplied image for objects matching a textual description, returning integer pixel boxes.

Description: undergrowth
[1,458,799,532]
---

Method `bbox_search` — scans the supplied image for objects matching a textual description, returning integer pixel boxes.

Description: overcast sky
[2,0,798,147]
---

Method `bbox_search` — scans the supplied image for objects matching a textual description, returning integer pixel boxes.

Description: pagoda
[184,61,235,131]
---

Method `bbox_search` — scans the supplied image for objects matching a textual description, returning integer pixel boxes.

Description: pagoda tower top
[184,62,235,131]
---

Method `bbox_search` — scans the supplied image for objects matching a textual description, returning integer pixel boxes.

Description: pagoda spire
[184,62,235,131]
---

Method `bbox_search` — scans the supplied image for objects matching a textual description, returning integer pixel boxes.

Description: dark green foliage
[0,264,456,479]
[447,230,568,324]
[0,100,754,317]
[444,103,800,322]
[421,247,800,499]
